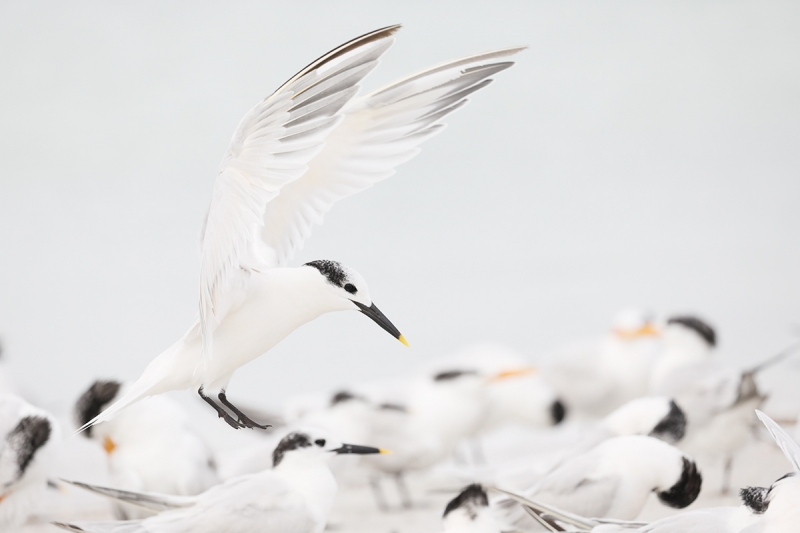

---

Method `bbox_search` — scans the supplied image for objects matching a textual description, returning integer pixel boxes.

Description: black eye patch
[344,283,357,294]
[315,439,326,447]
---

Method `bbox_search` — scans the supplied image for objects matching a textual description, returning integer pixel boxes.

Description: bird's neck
[275,458,338,530]
[443,510,498,533]
[251,267,346,322]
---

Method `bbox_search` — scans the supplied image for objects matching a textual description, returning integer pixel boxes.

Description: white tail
[74,337,188,435]
[74,377,155,435]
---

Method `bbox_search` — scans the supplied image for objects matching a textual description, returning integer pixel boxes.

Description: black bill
[333,443,386,455]
[352,301,407,346]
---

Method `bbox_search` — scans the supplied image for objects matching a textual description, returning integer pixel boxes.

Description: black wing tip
[52,523,84,532]
[373,24,403,37]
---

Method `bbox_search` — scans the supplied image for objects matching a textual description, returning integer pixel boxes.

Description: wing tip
[52,523,84,533]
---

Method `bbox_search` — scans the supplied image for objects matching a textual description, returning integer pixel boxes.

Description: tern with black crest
[75,26,524,431]
[55,429,387,533]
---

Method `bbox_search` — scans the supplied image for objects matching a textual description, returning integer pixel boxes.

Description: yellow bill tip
[379,448,392,455]
[397,334,409,347]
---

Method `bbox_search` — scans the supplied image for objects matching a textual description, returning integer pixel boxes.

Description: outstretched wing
[198,26,399,360]
[756,409,800,472]
[259,46,526,267]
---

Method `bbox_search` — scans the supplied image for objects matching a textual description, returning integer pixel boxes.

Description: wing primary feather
[198,27,399,363]
[756,410,800,472]
[275,25,402,98]
[258,46,523,268]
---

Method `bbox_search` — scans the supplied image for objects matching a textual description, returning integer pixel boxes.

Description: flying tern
[54,429,387,533]
[76,26,523,431]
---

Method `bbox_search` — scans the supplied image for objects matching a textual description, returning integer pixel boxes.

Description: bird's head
[602,396,687,444]
[271,428,388,469]
[74,380,122,454]
[442,484,498,533]
[303,260,407,346]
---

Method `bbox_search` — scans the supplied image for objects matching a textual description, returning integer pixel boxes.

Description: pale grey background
[1,1,799,414]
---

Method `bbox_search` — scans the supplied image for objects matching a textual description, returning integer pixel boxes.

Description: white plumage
[79,26,524,432]
[489,396,686,491]
[54,429,385,533]
[0,394,58,530]
[596,412,800,532]
[74,381,219,519]
[545,309,661,419]
[492,435,702,530]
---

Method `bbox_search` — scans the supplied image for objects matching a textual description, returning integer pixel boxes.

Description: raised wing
[259,46,526,267]
[198,26,400,359]
[756,409,800,472]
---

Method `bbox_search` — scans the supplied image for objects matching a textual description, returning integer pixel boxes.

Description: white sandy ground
[15,393,797,533]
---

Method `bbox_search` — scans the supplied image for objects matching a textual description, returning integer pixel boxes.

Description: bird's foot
[198,386,246,430]
[218,391,272,430]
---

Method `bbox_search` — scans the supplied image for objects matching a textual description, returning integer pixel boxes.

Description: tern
[74,380,220,518]
[441,484,502,533]
[492,435,702,530]
[54,429,387,533]
[77,26,524,431]
[545,308,661,418]
[0,394,58,529]
[489,396,687,491]
[501,411,800,532]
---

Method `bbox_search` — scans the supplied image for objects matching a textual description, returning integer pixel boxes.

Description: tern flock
[0,25,797,533]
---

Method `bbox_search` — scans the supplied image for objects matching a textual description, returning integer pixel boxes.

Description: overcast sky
[1,1,798,414]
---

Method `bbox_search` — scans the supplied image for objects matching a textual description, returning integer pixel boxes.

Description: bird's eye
[344,283,357,294]
[315,439,326,447]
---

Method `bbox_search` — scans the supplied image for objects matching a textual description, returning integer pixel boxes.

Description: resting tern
[489,396,687,491]
[77,26,524,431]
[441,484,501,533]
[75,380,220,518]
[655,331,799,493]
[54,429,386,533]
[649,315,716,392]
[508,411,800,532]
[492,435,702,530]
[439,345,566,432]
[0,394,58,529]
[545,309,660,419]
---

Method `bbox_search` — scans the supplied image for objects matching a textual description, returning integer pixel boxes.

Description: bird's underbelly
[185,299,326,389]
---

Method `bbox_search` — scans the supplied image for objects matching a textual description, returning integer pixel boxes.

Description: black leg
[218,391,272,430]
[394,472,413,509]
[198,387,244,429]
[369,475,390,512]
[721,455,733,495]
